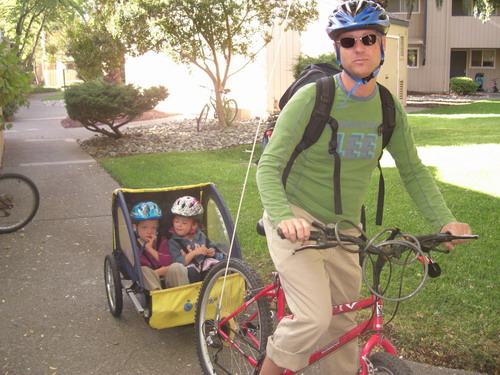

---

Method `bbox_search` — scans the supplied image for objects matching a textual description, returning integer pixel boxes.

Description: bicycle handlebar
[286,221,478,255]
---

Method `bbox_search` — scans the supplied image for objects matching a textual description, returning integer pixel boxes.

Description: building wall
[406,0,500,92]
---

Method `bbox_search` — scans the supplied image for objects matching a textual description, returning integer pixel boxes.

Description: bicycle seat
[256,219,266,236]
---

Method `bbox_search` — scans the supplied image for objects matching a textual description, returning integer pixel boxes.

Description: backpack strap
[282,76,342,215]
[374,83,396,226]
[282,76,335,185]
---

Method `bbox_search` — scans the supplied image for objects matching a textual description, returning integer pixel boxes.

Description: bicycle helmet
[130,201,162,221]
[326,0,390,40]
[171,196,204,221]
[325,0,390,108]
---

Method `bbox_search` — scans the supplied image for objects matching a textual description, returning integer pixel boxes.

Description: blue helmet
[326,0,390,40]
[130,201,162,221]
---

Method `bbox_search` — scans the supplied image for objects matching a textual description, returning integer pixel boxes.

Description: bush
[292,53,340,79]
[0,42,32,126]
[64,80,168,138]
[450,77,479,95]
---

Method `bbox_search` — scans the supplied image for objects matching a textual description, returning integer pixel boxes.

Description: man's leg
[261,207,334,372]
[317,237,362,375]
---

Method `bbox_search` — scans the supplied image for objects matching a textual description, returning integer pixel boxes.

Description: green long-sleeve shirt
[256,74,456,232]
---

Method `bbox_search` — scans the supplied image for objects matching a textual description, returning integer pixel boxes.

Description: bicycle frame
[214,273,397,375]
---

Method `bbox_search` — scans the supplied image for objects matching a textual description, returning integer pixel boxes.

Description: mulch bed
[60,109,176,128]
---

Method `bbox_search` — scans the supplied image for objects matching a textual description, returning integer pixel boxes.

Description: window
[452,0,472,15]
[453,0,500,16]
[408,48,419,68]
[387,0,420,13]
[471,50,495,68]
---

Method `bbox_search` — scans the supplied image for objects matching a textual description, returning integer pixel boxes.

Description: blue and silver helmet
[130,201,162,221]
[326,0,390,40]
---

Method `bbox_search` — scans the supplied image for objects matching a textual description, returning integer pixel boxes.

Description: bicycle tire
[225,99,238,123]
[369,352,412,374]
[195,258,272,375]
[197,104,210,132]
[0,173,40,234]
[104,254,123,317]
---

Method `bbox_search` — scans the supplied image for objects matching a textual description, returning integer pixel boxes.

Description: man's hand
[277,218,310,243]
[440,222,472,250]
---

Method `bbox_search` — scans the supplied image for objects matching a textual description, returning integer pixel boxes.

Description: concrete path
[0,94,486,374]
[0,94,197,375]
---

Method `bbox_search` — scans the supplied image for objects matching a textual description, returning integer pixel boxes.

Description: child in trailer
[168,196,220,283]
[130,201,189,290]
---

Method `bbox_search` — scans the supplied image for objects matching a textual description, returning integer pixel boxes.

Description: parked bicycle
[492,78,498,93]
[197,85,238,131]
[194,220,478,374]
[0,173,40,233]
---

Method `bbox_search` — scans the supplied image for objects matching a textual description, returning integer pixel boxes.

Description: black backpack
[263,63,396,227]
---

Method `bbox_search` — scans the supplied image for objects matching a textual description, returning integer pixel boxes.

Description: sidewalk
[0,93,198,375]
[0,94,486,374]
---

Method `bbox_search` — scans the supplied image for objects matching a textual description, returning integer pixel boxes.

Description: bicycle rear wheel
[0,173,40,234]
[369,352,412,374]
[195,258,272,375]
[197,104,210,132]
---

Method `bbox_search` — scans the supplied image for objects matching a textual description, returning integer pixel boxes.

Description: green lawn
[98,100,500,374]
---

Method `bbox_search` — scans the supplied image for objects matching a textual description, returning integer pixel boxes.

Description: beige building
[392,0,500,93]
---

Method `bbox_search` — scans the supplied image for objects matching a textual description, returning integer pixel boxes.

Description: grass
[41,92,64,101]
[408,100,500,146]
[98,100,500,374]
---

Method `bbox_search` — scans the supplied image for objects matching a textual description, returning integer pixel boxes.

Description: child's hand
[145,233,157,253]
[207,248,216,257]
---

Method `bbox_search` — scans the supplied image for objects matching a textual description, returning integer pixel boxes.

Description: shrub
[64,80,168,138]
[450,77,479,95]
[0,42,32,126]
[292,53,340,79]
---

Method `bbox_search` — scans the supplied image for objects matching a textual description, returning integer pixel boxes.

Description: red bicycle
[194,220,477,374]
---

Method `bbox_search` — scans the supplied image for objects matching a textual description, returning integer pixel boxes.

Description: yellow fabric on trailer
[149,272,245,329]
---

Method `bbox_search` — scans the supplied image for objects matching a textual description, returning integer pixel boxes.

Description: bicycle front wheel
[0,173,40,234]
[197,104,210,132]
[224,99,238,123]
[370,352,412,374]
[195,258,273,375]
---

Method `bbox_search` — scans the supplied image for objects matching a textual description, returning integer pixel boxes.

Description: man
[256,1,471,374]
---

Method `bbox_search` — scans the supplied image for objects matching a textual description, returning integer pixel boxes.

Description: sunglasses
[338,34,378,49]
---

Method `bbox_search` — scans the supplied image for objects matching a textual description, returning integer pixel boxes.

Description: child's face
[134,219,159,242]
[172,216,197,237]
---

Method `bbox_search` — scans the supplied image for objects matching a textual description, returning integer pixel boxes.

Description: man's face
[336,29,385,79]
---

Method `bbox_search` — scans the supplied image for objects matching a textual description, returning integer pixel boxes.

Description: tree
[115,0,318,127]
[67,23,126,82]
[64,80,168,139]
[0,41,32,127]
[0,0,84,70]
[66,0,126,82]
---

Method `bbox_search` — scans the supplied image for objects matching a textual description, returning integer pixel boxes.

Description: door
[450,51,467,78]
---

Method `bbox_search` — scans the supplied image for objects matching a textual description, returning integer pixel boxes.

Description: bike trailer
[104,182,243,329]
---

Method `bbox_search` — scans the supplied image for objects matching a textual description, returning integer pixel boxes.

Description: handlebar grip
[277,229,320,241]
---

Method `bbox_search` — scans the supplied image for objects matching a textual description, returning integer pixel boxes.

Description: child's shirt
[168,228,216,266]
[138,237,173,270]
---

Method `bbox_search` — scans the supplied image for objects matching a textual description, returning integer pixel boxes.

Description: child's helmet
[326,0,390,40]
[171,196,204,221]
[130,201,162,221]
